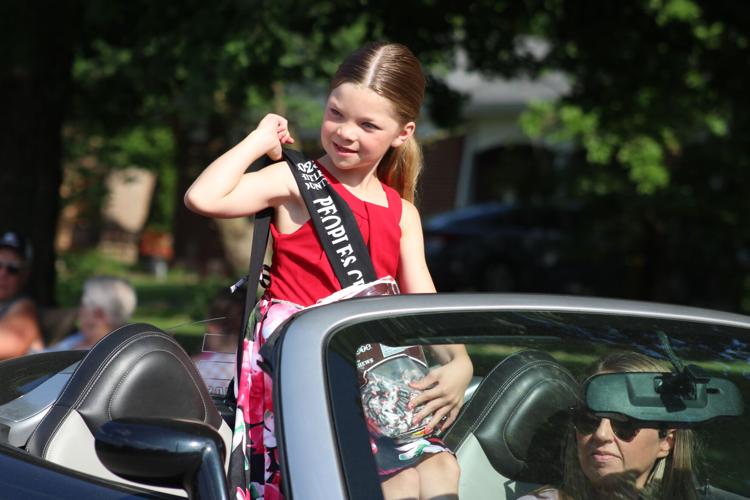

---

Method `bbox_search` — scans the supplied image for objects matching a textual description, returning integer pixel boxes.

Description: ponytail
[377,135,423,204]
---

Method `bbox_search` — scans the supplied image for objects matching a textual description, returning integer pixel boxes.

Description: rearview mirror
[584,370,744,425]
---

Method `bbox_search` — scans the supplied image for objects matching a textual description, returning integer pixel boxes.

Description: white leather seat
[26,323,233,496]
[443,350,579,500]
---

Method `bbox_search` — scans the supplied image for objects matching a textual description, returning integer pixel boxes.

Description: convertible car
[1,293,749,499]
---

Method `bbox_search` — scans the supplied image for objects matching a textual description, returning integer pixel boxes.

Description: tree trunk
[0,1,79,306]
[171,118,237,277]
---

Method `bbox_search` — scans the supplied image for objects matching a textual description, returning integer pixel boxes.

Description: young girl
[185,42,473,499]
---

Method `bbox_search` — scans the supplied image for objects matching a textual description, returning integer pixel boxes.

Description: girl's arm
[398,200,474,432]
[184,114,295,218]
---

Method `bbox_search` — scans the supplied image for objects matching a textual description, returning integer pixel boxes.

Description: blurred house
[99,168,157,263]
[419,49,571,218]
[57,166,156,264]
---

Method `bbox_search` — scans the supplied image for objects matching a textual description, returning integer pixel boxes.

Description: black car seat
[26,323,233,497]
[443,349,579,500]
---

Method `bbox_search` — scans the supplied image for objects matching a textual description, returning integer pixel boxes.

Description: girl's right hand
[184,112,297,218]
[256,113,295,160]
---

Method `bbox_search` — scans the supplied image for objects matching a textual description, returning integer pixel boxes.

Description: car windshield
[325,306,750,499]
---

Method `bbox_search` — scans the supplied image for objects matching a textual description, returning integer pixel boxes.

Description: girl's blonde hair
[558,351,698,500]
[330,42,425,203]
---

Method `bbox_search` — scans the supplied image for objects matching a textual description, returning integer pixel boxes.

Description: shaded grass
[130,274,228,354]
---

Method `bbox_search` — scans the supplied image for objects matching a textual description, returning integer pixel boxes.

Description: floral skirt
[228,296,301,500]
[228,285,452,498]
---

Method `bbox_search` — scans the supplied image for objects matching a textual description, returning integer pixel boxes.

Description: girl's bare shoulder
[399,198,423,228]
[251,159,300,200]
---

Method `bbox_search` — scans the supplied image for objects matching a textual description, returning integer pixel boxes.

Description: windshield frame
[275,293,750,499]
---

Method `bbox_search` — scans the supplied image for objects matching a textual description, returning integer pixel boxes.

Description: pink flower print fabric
[228,297,301,500]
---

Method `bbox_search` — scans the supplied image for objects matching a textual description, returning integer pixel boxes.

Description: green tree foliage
[454,0,748,195]
[62,0,472,269]
[63,126,175,231]
[455,0,750,310]
[63,0,374,266]
[7,0,750,310]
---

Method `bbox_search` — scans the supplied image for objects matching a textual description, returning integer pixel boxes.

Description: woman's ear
[391,121,416,148]
[657,429,676,458]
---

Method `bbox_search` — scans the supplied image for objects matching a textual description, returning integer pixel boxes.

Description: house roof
[445,69,570,116]
[443,42,571,117]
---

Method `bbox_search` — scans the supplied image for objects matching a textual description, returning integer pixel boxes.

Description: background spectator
[47,275,137,350]
[192,288,244,395]
[0,230,43,360]
[199,288,243,354]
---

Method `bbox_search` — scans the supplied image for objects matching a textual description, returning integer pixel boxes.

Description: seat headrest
[444,349,578,484]
[27,323,222,457]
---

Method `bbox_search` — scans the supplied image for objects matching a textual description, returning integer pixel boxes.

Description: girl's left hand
[254,113,295,160]
[408,353,473,434]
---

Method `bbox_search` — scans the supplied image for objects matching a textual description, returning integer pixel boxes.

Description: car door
[272,293,750,499]
[0,441,169,499]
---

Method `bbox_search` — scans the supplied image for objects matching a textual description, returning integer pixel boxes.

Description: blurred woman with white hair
[48,276,137,351]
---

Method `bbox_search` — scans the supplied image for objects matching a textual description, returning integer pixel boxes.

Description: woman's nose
[593,418,615,441]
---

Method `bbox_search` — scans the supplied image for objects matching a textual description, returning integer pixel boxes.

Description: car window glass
[0,351,86,405]
[173,316,238,399]
[326,310,750,499]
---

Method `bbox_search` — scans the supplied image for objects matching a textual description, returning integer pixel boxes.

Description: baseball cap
[0,230,31,262]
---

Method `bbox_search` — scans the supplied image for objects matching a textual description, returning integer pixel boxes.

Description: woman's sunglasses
[0,261,21,276]
[571,407,642,442]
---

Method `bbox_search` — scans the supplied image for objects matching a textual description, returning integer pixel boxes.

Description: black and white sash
[237,148,386,377]
[282,148,377,287]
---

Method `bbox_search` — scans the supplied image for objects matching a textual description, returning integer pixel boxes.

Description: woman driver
[520,351,698,500]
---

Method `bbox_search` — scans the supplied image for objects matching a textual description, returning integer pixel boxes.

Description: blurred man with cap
[0,230,43,359]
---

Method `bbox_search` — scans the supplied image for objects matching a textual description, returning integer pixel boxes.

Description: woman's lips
[591,450,619,463]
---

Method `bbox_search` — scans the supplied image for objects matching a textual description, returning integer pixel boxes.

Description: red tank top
[267,162,403,307]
